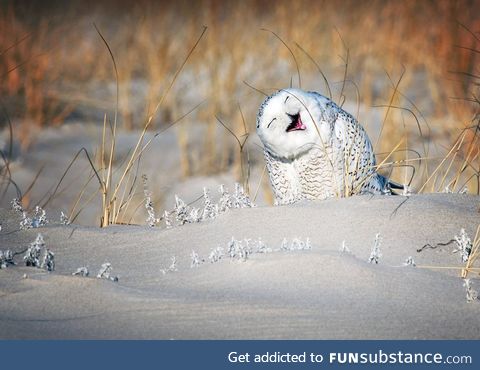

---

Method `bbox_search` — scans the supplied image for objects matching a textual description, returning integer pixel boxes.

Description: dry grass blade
[94,26,207,226]
[41,147,103,210]
[261,28,301,89]
[215,113,250,192]
[295,42,332,100]
[374,67,406,151]
[462,224,480,278]
[243,80,268,96]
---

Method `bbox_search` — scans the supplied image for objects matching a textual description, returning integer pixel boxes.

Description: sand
[0,194,479,339]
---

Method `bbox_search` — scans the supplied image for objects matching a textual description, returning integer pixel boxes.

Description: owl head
[256,88,333,160]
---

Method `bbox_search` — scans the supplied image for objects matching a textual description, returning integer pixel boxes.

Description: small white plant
[142,175,159,227]
[60,211,70,225]
[161,256,178,274]
[24,233,45,267]
[291,238,304,250]
[227,237,239,258]
[237,240,251,262]
[97,262,118,282]
[218,184,232,212]
[0,250,14,269]
[187,207,201,223]
[163,210,172,229]
[41,249,55,272]
[256,237,272,254]
[11,198,24,213]
[19,211,33,230]
[208,247,224,263]
[454,229,472,263]
[174,195,189,225]
[403,256,416,267]
[31,206,48,228]
[279,237,311,251]
[280,238,289,251]
[340,240,351,254]
[463,279,478,302]
[168,256,178,272]
[368,233,382,264]
[16,205,48,230]
[190,250,201,268]
[444,186,468,194]
[202,188,218,221]
[401,185,412,197]
[72,267,89,277]
[233,183,254,208]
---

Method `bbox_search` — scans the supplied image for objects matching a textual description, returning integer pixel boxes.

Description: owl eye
[267,117,277,128]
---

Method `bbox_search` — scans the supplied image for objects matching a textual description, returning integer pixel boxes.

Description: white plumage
[256,88,391,205]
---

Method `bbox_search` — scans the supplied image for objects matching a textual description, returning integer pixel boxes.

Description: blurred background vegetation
[0,0,479,224]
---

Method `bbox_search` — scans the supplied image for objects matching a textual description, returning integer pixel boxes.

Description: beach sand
[0,194,479,339]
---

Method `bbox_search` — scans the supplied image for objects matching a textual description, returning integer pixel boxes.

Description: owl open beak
[286,113,306,132]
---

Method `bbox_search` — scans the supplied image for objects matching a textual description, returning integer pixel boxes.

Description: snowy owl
[256,88,395,205]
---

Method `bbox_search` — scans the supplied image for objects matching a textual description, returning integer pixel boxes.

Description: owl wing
[264,149,303,205]
[334,109,386,195]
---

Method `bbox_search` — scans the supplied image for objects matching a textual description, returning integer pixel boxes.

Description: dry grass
[463,224,480,278]
[1,0,480,223]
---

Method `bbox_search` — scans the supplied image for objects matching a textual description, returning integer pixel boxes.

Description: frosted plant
[401,185,412,197]
[161,256,178,274]
[190,250,201,268]
[19,212,33,230]
[368,233,382,264]
[454,229,472,263]
[256,237,272,254]
[142,175,159,227]
[403,256,416,267]
[174,195,189,225]
[244,239,252,255]
[1,250,14,267]
[24,233,44,267]
[97,262,118,282]
[41,249,55,272]
[291,238,305,250]
[187,207,201,223]
[163,210,172,229]
[227,237,239,258]
[218,184,233,212]
[237,240,251,262]
[305,238,312,250]
[445,186,468,194]
[463,279,478,302]
[97,262,111,278]
[5,250,13,265]
[11,198,24,213]
[168,256,178,272]
[0,251,5,269]
[340,240,351,254]
[60,211,70,225]
[0,250,7,269]
[31,206,48,228]
[233,183,254,208]
[201,188,218,220]
[280,238,289,251]
[208,247,224,263]
[72,267,89,277]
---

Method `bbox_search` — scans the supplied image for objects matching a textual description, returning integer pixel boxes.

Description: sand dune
[0,194,479,339]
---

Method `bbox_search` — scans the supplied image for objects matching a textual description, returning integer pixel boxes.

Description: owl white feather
[256,88,393,205]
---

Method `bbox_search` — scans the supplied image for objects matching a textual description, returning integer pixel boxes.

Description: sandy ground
[0,193,479,339]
